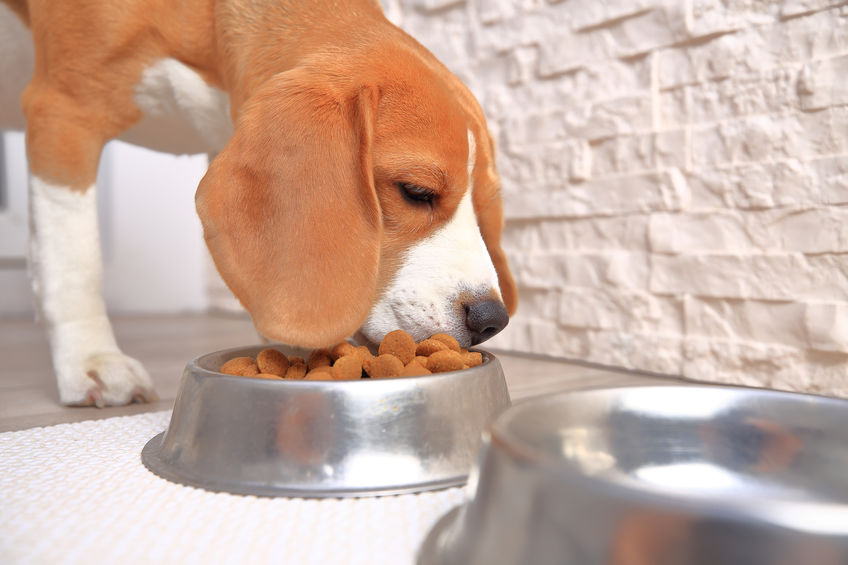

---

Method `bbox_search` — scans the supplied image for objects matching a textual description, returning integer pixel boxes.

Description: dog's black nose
[465,299,509,345]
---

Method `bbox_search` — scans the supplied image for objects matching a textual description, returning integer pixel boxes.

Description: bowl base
[142,432,469,498]
[417,505,463,565]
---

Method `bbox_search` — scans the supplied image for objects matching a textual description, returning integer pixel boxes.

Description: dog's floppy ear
[476,132,518,316]
[196,70,381,347]
[478,195,518,316]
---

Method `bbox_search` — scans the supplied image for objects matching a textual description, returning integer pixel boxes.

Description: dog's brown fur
[6,0,517,347]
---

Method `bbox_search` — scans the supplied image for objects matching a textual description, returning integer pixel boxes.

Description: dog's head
[196,43,517,348]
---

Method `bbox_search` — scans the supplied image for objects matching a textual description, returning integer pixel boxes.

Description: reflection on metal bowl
[141,344,510,497]
[419,385,848,565]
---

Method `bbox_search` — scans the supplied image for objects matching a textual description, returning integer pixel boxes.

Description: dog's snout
[465,299,509,345]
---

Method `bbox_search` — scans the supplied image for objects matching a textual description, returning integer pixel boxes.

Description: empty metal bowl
[419,385,848,565]
[141,344,510,498]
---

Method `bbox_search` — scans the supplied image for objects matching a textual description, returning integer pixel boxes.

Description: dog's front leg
[25,94,157,407]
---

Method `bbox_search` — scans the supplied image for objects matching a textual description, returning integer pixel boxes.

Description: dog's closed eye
[396,181,436,205]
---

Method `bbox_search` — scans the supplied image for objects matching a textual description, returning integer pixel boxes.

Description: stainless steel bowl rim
[141,344,511,498]
[191,343,496,383]
[491,384,848,466]
[418,384,848,565]
[486,385,848,534]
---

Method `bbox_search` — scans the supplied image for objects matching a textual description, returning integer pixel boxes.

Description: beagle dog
[0,0,517,406]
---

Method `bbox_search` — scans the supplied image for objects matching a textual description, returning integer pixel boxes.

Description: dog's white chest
[122,58,233,155]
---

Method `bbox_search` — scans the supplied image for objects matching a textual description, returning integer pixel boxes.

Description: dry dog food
[219,329,484,381]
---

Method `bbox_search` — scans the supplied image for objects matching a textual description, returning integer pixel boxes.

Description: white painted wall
[0,131,31,315]
[0,132,210,316]
[388,0,848,396]
[97,143,209,313]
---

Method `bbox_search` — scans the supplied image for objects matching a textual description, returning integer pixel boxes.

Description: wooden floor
[0,313,681,432]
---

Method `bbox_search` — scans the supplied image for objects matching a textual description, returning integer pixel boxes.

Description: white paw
[57,352,158,407]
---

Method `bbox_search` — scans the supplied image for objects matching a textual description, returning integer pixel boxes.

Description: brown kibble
[223,329,482,383]
[307,349,332,370]
[284,361,307,380]
[430,333,461,352]
[355,345,375,364]
[461,351,483,368]
[304,366,333,380]
[257,348,290,376]
[330,341,358,361]
[253,372,284,380]
[379,330,416,365]
[400,361,431,377]
[364,354,404,379]
[416,339,449,356]
[220,356,259,376]
[332,355,363,380]
[427,350,465,373]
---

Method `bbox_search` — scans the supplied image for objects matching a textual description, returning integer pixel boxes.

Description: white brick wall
[386,0,848,396]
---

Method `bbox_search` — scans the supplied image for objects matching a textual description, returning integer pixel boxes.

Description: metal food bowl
[141,344,510,498]
[419,385,848,565]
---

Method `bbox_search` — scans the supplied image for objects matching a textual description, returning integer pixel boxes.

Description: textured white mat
[0,411,466,565]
